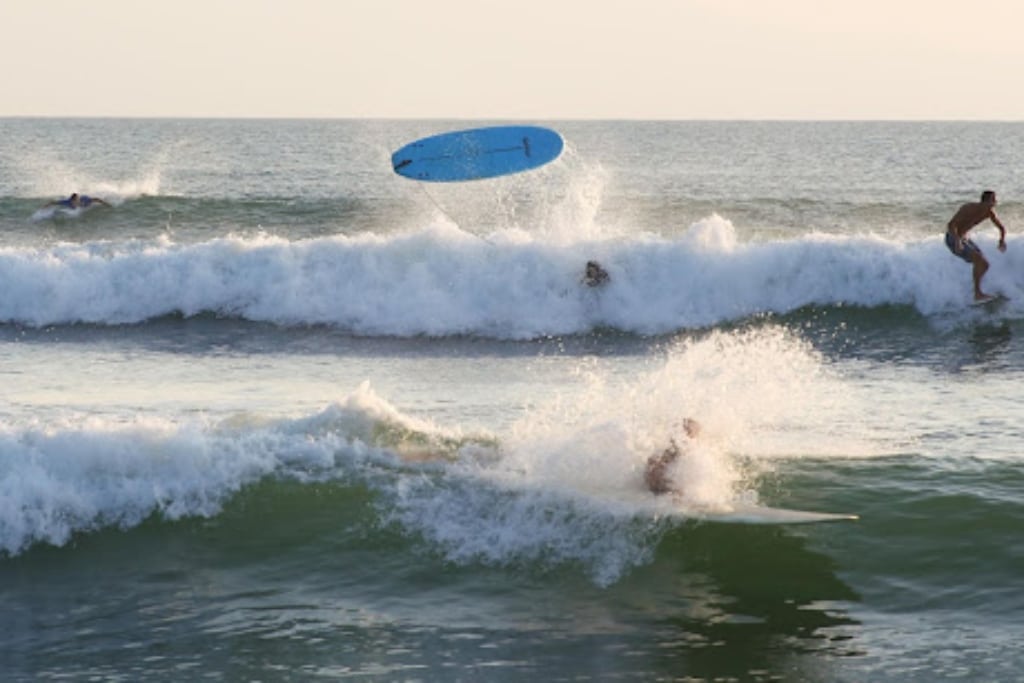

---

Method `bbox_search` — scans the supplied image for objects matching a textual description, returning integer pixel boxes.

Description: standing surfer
[945,190,1008,301]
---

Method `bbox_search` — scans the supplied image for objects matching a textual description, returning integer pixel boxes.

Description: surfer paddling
[644,418,701,495]
[42,193,110,210]
[946,190,1008,301]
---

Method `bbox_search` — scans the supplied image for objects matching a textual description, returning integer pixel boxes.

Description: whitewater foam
[1,216,1020,336]
[0,382,497,557]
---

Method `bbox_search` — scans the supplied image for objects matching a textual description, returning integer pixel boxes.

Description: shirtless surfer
[644,418,701,495]
[946,190,1008,301]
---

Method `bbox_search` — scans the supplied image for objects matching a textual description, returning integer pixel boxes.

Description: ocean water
[1,118,1023,682]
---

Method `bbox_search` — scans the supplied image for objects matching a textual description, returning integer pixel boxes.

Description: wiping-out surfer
[644,418,701,495]
[946,190,1008,301]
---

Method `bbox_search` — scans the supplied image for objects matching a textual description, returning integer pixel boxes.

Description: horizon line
[3,114,1024,124]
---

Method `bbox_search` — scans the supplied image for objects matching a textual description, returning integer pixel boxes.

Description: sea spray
[377,326,858,584]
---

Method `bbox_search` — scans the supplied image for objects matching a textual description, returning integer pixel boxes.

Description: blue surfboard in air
[391,125,564,182]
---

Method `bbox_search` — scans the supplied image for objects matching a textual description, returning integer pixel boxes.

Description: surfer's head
[583,260,609,286]
[981,190,996,205]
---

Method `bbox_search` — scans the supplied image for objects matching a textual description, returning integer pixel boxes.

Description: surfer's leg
[971,251,990,300]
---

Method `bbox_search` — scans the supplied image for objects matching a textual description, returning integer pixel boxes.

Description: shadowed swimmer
[946,190,1008,301]
[582,260,610,287]
[644,418,701,495]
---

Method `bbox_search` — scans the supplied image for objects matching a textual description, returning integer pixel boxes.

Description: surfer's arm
[991,211,1007,249]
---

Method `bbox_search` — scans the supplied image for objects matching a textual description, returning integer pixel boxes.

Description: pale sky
[3,0,1023,120]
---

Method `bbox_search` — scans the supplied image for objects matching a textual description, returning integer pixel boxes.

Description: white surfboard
[31,206,81,221]
[643,501,858,525]
[971,293,1010,308]
[688,505,859,525]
